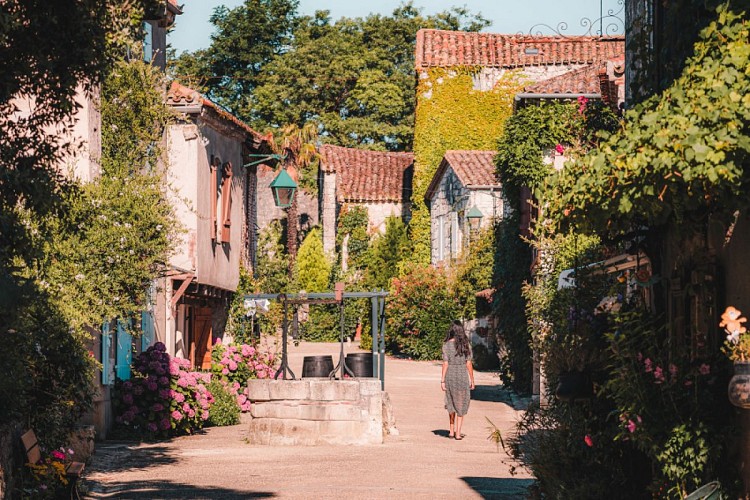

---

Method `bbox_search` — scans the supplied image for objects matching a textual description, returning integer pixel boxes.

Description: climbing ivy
[336,204,369,270]
[496,99,619,202]
[549,5,750,237]
[409,68,523,264]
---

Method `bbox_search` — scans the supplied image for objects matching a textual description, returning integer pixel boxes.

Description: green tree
[364,216,410,289]
[169,0,299,107]
[296,227,331,292]
[170,2,489,151]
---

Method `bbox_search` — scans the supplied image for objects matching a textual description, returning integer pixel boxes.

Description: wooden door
[193,308,213,370]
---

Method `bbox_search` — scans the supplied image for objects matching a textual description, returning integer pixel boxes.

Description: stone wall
[246,379,391,445]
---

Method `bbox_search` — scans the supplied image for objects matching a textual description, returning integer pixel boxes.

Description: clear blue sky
[169,0,623,54]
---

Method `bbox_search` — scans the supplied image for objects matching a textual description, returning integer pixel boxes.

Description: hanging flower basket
[728,361,750,409]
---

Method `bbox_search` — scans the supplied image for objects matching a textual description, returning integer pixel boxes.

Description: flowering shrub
[23,447,76,499]
[114,342,214,438]
[604,311,732,498]
[386,264,460,360]
[210,339,277,411]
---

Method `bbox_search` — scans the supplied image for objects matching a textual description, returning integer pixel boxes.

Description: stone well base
[246,379,390,445]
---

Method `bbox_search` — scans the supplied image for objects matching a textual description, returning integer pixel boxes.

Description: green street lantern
[269,168,298,208]
[466,205,484,231]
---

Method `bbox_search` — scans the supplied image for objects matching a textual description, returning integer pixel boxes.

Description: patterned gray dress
[443,340,471,416]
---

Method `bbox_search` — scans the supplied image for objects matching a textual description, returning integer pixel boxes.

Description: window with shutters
[220,161,233,243]
[210,156,220,241]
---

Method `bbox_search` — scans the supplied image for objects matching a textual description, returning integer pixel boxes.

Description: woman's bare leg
[448,412,456,437]
[455,415,464,439]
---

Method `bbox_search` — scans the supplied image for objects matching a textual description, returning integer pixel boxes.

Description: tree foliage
[296,227,331,292]
[364,216,411,290]
[170,1,489,151]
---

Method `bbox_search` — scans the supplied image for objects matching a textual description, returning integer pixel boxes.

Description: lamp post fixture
[466,205,484,233]
[269,168,298,208]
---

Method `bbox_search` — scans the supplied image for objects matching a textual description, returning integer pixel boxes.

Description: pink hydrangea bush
[114,342,214,437]
[210,338,277,412]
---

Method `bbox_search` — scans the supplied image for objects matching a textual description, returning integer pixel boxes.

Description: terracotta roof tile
[167,81,261,140]
[319,144,414,203]
[424,150,499,201]
[415,30,624,68]
[523,64,602,94]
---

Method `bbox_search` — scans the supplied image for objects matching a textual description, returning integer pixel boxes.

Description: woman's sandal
[454,434,464,440]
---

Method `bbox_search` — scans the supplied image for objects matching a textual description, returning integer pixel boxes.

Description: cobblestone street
[83,341,531,499]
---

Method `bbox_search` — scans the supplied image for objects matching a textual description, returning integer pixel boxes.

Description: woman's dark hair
[444,320,471,358]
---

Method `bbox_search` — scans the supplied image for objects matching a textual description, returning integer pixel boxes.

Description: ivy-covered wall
[409,68,522,264]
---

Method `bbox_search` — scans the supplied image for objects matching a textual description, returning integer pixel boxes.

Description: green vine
[336,204,369,270]
[409,67,523,264]
[550,5,750,237]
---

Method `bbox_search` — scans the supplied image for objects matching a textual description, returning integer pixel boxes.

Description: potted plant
[720,306,750,408]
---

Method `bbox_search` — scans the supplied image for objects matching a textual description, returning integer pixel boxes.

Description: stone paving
[83,340,533,499]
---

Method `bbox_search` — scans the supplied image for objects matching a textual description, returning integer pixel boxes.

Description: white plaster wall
[194,121,243,291]
[167,123,199,273]
[167,120,244,291]
[12,86,101,183]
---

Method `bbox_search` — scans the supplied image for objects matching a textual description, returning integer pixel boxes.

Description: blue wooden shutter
[115,319,132,381]
[101,321,113,385]
[141,310,154,351]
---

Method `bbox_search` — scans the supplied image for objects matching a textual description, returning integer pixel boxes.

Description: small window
[142,22,153,63]
[220,161,233,243]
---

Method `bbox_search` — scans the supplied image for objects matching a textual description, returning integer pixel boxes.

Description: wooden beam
[171,273,195,309]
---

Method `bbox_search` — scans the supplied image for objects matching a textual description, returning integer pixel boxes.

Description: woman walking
[441,321,475,440]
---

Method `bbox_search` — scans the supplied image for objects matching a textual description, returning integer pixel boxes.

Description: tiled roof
[424,150,499,202]
[523,64,602,94]
[167,81,261,140]
[319,144,414,203]
[415,30,624,68]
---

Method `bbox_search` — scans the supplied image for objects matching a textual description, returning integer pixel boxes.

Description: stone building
[424,150,502,264]
[318,144,414,257]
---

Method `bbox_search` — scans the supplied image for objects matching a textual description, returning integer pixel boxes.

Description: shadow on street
[84,479,275,499]
[461,476,535,499]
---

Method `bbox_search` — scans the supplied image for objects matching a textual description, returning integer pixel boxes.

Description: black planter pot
[555,371,593,402]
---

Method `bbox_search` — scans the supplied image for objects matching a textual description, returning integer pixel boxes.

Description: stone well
[245,379,392,445]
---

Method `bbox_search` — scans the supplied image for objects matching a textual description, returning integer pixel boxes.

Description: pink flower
[174,392,185,403]
[654,366,665,383]
[626,420,637,433]
[584,435,594,447]
[242,345,255,357]
[228,360,238,371]
[171,410,183,421]
[222,368,229,375]
[699,363,711,375]
[51,450,65,460]
[644,358,653,373]
[555,144,564,154]
[214,337,222,346]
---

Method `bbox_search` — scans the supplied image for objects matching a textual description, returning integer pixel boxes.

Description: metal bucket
[301,355,334,378]
[345,352,374,378]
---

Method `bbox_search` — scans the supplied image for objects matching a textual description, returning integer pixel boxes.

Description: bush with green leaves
[206,379,240,427]
[296,227,331,293]
[387,264,460,360]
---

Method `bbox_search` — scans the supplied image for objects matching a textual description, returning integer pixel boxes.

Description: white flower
[129,249,134,255]
[728,331,741,344]
[156,224,163,231]
[74,273,85,281]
